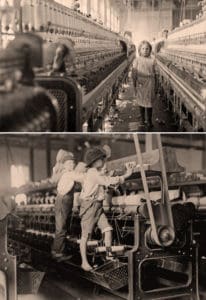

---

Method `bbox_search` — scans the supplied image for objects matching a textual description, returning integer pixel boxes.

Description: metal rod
[145,134,153,152]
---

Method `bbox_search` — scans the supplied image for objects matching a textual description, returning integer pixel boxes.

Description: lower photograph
[0,133,206,300]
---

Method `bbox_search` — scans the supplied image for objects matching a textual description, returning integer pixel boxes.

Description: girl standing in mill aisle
[132,40,156,129]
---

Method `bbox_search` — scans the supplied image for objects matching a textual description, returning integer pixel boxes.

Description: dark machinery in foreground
[0,37,60,132]
[0,34,134,132]
[0,1,135,132]
[2,135,206,299]
[0,197,17,300]
[155,1,206,132]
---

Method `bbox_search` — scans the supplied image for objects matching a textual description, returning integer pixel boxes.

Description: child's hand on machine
[124,164,134,179]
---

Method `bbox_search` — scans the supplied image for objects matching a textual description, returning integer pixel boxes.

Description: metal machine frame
[0,216,17,300]
[3,135,204,299]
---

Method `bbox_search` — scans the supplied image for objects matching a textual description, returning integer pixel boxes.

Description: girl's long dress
[133,56,155,108]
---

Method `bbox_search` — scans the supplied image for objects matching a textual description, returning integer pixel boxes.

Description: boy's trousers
[52,190,74,254]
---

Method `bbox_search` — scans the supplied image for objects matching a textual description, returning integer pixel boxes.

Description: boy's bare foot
[106,254,116,262]
[81,263,93,272]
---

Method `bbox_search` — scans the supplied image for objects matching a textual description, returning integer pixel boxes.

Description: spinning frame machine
[1,135,206,299]
[155,0,206,132]
[1,1,206,132]
[0,0,135,132]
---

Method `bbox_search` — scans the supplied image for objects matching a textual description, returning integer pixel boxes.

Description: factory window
[0,271,7,300]
[10,165,30,188]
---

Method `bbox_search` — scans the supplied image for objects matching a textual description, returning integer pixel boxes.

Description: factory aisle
[105,77,178,132]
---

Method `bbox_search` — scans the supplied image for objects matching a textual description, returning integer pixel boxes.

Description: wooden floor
[103,77,178,132]
[18,272,206,300]
[18,273,122,300]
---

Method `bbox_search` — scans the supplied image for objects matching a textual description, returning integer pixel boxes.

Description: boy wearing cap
[52,149,84,259]
[79,146,133,271]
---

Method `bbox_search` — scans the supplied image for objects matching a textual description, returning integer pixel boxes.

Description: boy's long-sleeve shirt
[57,171,85,196]
[80,168,125,201]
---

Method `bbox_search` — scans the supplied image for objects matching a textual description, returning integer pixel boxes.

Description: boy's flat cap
[84,147,107,167]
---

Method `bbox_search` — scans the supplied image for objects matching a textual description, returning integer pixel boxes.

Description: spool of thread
[22,0,35,31]
[96,245,125,253]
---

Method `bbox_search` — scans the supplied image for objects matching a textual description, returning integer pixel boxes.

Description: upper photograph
[0,0,205,132]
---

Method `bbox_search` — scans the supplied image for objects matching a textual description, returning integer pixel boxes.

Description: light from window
[0,270,7,300]
[10,165,30,188]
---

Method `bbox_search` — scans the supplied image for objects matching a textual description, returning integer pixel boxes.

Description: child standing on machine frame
[132,40,156,128]
[51,149,84,259]
[79,146,133,271]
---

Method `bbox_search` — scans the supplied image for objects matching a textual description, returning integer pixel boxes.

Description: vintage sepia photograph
[0,1,206,300]
[0,0,205,132]
[0,133,206,299]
